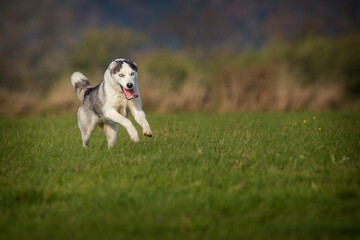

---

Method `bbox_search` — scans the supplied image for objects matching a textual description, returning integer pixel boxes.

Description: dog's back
[82,81,106,118]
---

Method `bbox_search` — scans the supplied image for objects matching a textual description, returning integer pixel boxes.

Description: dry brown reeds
[1,40,359,116]
[0,61,354,116]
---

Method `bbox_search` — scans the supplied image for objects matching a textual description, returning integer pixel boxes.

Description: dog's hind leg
[101,123,118,148]
[80,123,97,148]
[78,108,98,148]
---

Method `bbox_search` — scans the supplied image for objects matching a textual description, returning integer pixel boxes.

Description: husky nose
[126,83,133,89]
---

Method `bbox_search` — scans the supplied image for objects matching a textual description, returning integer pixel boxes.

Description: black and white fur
[71,59,152,148]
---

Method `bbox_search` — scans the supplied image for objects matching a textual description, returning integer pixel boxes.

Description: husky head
[108,59,139,100]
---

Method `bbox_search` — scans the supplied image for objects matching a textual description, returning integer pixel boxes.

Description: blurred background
[0,0,359,116]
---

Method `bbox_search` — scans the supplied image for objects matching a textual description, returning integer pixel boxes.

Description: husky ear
[128,59,137,66]
[109,60,123,74]
[125,59,138,72]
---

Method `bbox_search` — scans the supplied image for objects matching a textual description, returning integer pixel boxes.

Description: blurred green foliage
[266,34,360,95]
[222,34,360,96]
[145,52,193,89]
[67,31,360,97]
[334,35,360,95]
[2,30,360,102]
[70,28,146,73]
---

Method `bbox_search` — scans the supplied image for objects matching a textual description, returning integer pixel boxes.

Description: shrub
[70,28,146,73]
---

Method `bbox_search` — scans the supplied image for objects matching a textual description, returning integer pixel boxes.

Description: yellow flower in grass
[303,120,307,124]
[318,128,322,131]
[313,116,316,120]
[294,122,298,126]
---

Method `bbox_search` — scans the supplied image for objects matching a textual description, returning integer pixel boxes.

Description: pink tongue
[122,88,138,99]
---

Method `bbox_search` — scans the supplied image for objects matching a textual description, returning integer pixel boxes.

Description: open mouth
[120,85,138,100]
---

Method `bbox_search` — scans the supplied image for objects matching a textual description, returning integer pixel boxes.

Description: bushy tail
[71,72,91,101]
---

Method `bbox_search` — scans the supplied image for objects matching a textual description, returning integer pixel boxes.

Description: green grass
[0,113,359,240]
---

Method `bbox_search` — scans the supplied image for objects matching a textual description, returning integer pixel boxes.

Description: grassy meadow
[0,112,359,239]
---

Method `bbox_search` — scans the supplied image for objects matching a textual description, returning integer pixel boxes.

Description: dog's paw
[130,134,140,143]
[127,126,140,143]
[143,130,153,137]
[130,131,140,142]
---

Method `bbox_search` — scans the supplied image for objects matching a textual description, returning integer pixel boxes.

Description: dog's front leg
[104,109,139,142]
[129,105,152,137]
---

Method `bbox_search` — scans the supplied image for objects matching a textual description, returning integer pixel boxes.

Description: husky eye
[119,74,124,77]
[130,72,135,76]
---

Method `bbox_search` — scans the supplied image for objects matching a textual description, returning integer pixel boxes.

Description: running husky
[71,59,152,148]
